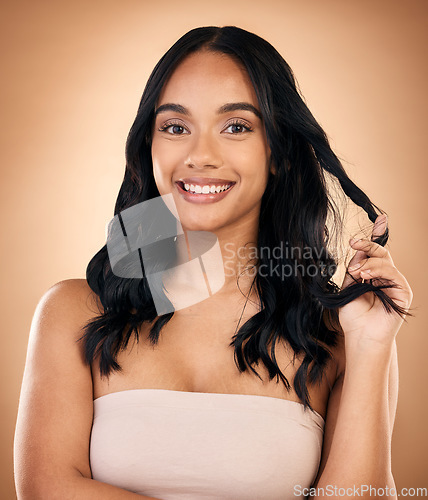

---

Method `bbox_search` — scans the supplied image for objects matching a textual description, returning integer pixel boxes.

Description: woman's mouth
[175,180,236,204]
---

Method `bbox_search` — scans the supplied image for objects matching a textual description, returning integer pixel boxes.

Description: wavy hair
[78,26,411,414]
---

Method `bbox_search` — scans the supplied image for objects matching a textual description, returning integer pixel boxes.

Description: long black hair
[78,26,412,414]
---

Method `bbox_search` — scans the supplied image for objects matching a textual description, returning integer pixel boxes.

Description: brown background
[1,0,427,497]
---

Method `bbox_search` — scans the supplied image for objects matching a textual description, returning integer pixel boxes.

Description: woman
[14,26,413,499]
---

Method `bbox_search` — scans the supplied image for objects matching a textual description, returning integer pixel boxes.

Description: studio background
[1,0,426,497]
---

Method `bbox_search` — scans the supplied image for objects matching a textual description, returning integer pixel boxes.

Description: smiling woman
[151,50,273,228]
[14,26,414,500]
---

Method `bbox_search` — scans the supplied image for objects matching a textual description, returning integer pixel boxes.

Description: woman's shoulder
[45,277,98,299]
[50,278,101,306]
[35,279,103,339]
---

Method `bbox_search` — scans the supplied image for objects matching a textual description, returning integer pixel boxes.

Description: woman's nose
[185,132,223,169]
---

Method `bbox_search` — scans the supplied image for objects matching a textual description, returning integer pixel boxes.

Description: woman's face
[151,50,272,233]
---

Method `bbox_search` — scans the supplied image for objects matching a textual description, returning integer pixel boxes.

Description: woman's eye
[159,123,188,135]
[225,121,253,134]
[158,120,252,135]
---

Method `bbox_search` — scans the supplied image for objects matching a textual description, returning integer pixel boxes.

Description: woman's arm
[311,337,398,499]
[14,279,161,500]
[310,216,411,499]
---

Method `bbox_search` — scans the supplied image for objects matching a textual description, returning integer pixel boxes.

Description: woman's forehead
[156,51,258,108]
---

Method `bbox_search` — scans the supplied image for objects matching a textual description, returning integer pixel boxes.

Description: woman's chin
[179,218,224,233]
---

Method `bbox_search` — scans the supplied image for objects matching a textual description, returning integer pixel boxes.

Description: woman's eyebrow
[154,102,262,120]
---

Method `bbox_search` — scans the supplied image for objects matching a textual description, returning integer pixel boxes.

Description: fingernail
[350,238,360,245]
[376,214,388,225]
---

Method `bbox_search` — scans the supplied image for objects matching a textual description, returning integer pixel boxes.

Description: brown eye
[170,125,185,135]
[231,124,244,133]
[224,120,253,134]
[159,122,189,135]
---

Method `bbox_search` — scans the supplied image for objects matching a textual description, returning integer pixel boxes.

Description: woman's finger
[341,248,367,289]
[352,262,411,302]
[349,238,392,261]
[348,256,385,275]
[354,262,396,282]
[342,215,390,289]
[346,256,387,286]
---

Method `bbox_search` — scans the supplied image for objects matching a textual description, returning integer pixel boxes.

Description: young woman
[14,26,413,499]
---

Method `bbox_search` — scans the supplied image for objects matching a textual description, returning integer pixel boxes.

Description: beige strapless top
[89,389,324,499]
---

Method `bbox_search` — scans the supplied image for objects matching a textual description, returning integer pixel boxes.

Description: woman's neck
[159,215,260,311]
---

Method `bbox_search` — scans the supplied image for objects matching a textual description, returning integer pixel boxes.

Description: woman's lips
[175,181,235,204]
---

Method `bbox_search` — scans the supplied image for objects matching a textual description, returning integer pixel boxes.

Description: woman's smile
[175,177,237,204]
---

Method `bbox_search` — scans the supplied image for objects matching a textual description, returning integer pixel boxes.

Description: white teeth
[182,182,232,194]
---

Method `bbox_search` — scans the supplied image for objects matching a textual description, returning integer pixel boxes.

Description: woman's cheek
[151,148,174,192]
[152,161,169,196]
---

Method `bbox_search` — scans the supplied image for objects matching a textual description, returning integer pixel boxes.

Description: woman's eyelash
[158,120,253,134]
[158,122,186,133]
[226,121,253,133]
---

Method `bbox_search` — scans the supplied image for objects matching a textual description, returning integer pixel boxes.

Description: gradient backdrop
[1,0,427,497]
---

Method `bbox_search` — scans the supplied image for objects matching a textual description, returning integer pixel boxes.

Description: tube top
[89,389,325,499]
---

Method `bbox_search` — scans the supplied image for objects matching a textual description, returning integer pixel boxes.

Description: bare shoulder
[14,279,103,496]
[39,278,103,325]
